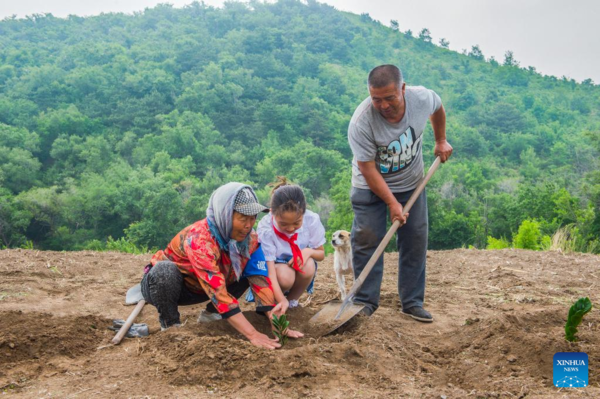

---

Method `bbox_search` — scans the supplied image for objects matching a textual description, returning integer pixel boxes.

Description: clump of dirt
[0,311,109,366]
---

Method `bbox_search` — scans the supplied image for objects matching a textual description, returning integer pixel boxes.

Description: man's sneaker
[354,301,375,317]
[197,310,222,323]
[402,307,433,323]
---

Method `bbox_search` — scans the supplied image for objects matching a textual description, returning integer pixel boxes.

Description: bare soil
[1,248,598,398]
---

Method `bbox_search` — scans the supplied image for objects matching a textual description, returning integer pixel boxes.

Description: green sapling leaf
[271,314,290,346]
[565,297,592,342]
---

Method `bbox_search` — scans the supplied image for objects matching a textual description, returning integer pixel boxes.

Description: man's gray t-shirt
[348,86,442,192]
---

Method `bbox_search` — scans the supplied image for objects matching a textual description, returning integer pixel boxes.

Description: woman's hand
[248,330,281,350]
[227,312,280,350]
[272,298,289,316]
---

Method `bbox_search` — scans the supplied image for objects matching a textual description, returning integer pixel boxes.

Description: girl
[257,177,326,313]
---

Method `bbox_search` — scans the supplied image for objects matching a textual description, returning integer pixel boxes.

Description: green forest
[0,0,599,254]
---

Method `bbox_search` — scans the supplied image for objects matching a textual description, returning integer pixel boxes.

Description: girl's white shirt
[257,210,326,261]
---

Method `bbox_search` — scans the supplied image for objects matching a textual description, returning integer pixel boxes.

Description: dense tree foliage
[0,0,598,253]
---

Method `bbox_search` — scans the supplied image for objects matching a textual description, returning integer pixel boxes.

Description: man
[348,64,452,322]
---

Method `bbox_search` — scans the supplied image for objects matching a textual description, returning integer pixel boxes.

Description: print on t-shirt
[377,126,421,174]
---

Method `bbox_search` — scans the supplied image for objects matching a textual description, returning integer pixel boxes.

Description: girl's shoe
[288,299,300,309]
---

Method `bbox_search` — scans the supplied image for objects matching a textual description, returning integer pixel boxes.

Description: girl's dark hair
[268,176,306,216]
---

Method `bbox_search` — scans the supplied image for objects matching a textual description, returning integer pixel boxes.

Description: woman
[140,182,302,349]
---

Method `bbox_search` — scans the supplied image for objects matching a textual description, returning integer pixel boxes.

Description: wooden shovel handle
[111,299,146,345]
[347,157,441,298]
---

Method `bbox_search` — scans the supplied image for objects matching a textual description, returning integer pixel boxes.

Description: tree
[360,13,373,23]
[327,169,353,233]
[16,187,63,245]
[0,147,41,193]
[585,131,600,240]
[390,20,399,31]
[484,103,528,133]
[468,45,484,60]
[0,189,32,247]
[0,123,40,153]
[452,126,488,156]
[429,207,477,249]
[513,219,543,250]
[503,50,519,67]
[439,38,449,48]
[125,187,186,248]
[418,28,432,42]
[36,105,100,160]
[582,78,595,86]
[454,88,478,111]
[255,140,347,198]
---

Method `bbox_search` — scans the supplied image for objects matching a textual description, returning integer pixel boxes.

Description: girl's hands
[270,321,304,340]
[267,309,304,341]
[288,248,314,270]
[300,248,314,265]
[272,298,289,316]
[285,328,304,339]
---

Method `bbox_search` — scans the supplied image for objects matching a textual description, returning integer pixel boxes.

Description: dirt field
[1,248,598,398]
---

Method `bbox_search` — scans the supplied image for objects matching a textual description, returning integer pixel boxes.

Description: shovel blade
[125,283,144,305]
[309,300,365,335]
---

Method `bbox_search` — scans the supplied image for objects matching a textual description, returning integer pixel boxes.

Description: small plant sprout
[565,297,592,342]
[271,314,290,346]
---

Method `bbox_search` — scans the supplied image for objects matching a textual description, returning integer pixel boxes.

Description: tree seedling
[271,314,289,346]
[565,297,592,342]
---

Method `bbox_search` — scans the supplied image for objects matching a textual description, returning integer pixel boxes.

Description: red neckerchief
[272,224,304,273]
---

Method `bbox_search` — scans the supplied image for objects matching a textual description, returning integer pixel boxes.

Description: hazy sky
[1,0,598,83]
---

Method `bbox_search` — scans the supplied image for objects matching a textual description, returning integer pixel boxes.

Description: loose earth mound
[1,248,598,398]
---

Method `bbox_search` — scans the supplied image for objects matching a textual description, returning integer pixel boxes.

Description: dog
[331,230,353,299]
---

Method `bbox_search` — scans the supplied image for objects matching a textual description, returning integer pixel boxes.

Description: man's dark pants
[351,187,428,315]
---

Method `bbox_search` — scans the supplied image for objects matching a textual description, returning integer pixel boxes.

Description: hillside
[0,0,599,253]
[1,248,598,397]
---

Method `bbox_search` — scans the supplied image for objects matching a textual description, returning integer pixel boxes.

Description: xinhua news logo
[554,352,588,388]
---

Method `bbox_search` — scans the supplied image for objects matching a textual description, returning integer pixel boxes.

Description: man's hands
[388,137,452,225]
[389,200,408,226]
[430,104,452,163]
[434,139,453,163]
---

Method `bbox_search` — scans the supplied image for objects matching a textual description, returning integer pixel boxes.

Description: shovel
[309,156,441,334]
[111,283,146,345]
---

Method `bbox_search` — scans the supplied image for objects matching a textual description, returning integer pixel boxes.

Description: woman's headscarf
[206,182,261,280]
